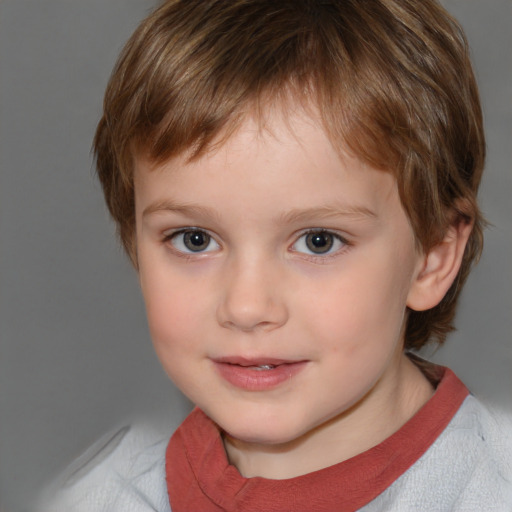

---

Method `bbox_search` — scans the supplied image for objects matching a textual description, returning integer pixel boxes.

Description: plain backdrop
[0,1,510,511]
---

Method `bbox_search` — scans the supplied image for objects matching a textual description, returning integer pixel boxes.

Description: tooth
[245,364,276,370]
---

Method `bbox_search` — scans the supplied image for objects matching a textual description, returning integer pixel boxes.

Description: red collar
[166,366,468,511]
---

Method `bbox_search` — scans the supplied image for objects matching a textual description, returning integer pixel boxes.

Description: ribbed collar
[166,366,468,511]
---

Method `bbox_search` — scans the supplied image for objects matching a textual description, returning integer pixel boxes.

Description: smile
[251,364,275,370]
[212,357,308,391]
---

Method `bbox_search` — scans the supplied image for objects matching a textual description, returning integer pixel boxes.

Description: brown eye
[305,231,334,254]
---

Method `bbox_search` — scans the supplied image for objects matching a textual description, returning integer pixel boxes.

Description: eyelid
[290,228,350,258]
[293,228,350,244]
[163,227,221,255]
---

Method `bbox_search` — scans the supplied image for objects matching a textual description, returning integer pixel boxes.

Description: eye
[167,229,220,254]
[292,230,346,256]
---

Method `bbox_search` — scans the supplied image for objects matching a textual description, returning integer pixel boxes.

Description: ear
[407,219,473,312]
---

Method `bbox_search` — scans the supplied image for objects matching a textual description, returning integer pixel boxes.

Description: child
[41,0,512,510]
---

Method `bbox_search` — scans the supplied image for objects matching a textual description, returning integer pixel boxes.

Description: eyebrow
[279,204,377,224]
[142,200,220,220]
[143,199,376,224]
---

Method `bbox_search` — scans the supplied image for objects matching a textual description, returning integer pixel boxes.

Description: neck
[223,354,434,479]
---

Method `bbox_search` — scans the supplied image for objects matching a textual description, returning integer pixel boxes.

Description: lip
[212,357,308,391]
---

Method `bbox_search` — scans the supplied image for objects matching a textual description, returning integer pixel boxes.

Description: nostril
[217,300,288,332]
[220,319,274,332]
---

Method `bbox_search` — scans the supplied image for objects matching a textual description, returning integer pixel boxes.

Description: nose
[216,257,288,332]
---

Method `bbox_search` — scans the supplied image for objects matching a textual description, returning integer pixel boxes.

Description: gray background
[0,1,510,511]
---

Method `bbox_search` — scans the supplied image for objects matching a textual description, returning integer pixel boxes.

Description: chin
[226,430,302,448]
[212,411,308,447]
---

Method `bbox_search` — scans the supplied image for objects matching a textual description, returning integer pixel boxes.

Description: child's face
[134,108,425,461]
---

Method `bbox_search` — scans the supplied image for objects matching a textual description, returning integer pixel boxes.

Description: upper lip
[212,356,306,367]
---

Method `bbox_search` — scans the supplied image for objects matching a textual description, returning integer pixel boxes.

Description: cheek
[302,256,409,353]
[143,283,209,396]
[140,269,205,358]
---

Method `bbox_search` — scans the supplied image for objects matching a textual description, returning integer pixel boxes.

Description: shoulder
[445,396,512,486]
[37,417,176,512]
[364,396,512,511]
[443,396,512,481]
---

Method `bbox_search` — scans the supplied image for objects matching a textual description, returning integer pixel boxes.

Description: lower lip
[214,361,307,391]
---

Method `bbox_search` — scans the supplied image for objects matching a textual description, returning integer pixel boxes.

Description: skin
[134,107,438,479]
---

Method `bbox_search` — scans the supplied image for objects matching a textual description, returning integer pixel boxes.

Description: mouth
[212,357,308,390]
[249,364,276,371]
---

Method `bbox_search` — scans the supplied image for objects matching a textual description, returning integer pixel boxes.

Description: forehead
[135,111,403,236]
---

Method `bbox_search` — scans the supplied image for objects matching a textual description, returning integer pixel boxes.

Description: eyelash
[290,229,351,261]
[162,228,351,261]
[163,228,220,256]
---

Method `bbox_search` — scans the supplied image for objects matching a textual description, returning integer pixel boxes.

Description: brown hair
[94,0,485,349]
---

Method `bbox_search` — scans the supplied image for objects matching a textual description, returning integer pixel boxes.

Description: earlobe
[407,219,473,312]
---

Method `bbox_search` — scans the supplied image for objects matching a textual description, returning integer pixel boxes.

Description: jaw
[221,352,433,480]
